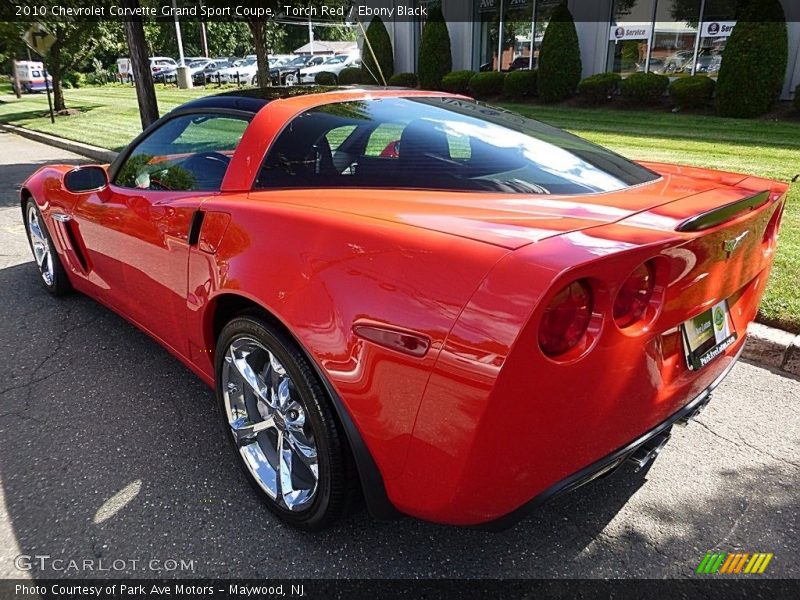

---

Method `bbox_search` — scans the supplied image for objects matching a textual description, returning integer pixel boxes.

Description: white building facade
[355,0,800,100]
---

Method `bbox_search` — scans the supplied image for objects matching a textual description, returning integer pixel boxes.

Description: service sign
[609,23,652,41]
[701,21,737,38]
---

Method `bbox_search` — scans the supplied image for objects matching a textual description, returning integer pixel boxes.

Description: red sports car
[21,89,788,530]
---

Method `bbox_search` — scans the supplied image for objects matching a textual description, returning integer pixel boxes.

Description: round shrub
[338,67,364,85]
[418,7,452,90]
[388,72,418,88]
[619,72,669,105]
[577,72,621,105]
[504,69,538,100]
[441,70,475,95]
[361,16,394,84]
[669,76,716,109]
[538,1,582,103]
[716,0,788,118]
[315,71,337,86]
[468,71,506,99]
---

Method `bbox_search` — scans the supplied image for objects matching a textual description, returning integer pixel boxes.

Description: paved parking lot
[0,130,798,579]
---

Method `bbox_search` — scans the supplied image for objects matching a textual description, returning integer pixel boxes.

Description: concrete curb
[0,123,118,164]
[744,323,800,377]
[4,124,799,378]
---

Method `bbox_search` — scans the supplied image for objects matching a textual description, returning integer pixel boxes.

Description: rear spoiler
[676,190,770,232]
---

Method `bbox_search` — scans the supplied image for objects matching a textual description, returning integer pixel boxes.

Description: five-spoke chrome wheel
[221,336,319,512]
[27,203,54,286]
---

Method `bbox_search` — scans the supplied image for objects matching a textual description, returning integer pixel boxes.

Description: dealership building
[356,0,800,100]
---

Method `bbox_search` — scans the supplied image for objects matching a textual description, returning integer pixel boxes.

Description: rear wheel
[215,315,351,530]
[24,198,72,296]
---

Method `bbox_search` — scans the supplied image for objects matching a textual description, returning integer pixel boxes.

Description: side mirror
[64,165,108,193]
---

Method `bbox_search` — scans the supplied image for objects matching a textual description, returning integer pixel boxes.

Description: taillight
[763,202,784,250]
[613,262,655,329]
[538,280,593,357]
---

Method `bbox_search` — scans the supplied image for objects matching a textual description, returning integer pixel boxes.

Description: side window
[114,113,249,191]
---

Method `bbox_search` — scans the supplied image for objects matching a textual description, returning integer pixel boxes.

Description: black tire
[23,198,72,296]
[215,315,352,530]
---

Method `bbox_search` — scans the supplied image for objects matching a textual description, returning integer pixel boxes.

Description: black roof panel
[175,86,335,115]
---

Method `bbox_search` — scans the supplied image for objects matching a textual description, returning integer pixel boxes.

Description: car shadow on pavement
[1,260,797,579]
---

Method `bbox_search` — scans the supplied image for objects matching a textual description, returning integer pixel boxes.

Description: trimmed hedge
[468,71,506,99]
[361,17,394,84]
[669,76,716,109]
[619,72,669,105]
[538,1,582,102]
[504,69,538,99]
[577,72,620,105]
[338,67,364,85]
[315,72,337,86]
[795,83,800,112]
[418,7,452,90]
[441,70,475,95]
[388,72,418,88]
[716,0,788,117]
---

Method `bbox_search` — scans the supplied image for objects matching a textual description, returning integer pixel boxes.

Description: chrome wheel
[222,336,319,511]
[27,204,54,286]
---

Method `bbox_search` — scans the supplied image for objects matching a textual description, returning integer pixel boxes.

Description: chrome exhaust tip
[627,431,672,472]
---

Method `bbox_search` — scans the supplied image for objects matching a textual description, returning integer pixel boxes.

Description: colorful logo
[713,307,725,331]
[707,22,720,35]
[697,552,774,574]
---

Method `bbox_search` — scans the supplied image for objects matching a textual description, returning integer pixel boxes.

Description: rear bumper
[478,337,746,531]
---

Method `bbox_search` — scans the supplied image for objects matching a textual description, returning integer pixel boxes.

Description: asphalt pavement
[0,130,798,579]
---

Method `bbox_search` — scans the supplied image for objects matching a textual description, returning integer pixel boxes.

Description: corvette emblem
[723,231,749,258]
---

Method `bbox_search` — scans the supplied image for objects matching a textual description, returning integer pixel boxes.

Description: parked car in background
[150,56,178,79]
[193,58,233,85]
[269,55,325,85]
[299,54,360,84]
[508,56,535,71]
[14,61,52,92]
[218,56,258,85]
[685,53,723,74]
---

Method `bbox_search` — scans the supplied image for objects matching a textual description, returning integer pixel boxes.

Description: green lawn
[0,86,797,331]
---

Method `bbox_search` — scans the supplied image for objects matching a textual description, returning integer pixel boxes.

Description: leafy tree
[360,17,394,85]
[537,1,582,103]
[417,7,452,90]
[715,0,788,117]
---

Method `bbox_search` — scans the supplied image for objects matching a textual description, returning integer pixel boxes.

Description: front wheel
[215,315,352,530]
[24,199,72,296]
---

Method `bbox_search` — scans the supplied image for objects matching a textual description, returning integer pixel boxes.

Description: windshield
[324,56,346,65]
[256,97,660,195]
[286,56,308,67]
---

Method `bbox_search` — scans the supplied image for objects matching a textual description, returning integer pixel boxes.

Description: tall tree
[537,1,582,103]
[716,0,788,117]
[360,17,394,84]
[123,0,159,128]
[417,7,451,90]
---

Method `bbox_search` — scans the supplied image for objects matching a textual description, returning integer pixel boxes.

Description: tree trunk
[48,39,66,111]
[248,21,270,87]
[11,57,21,98]
[123,0,159,129]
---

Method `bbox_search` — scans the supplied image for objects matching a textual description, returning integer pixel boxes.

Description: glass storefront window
[476,0,501,71]
[696,0,738,78]
[607,0,656,77]
[648,0,701,77]
[501,0,535,71]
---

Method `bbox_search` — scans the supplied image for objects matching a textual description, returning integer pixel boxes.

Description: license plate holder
[681,300,737,371]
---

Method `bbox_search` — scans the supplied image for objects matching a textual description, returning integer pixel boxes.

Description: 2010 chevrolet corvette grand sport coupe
[21,89,787,530]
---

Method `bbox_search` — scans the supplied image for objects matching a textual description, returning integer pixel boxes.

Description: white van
[15,61,52,93]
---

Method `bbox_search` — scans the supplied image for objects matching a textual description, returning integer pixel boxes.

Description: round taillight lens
[538,280,593,357]
[614,262,655,329]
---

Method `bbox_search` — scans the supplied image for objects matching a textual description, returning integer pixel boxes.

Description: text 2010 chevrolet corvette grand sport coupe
[21,89,787,530]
